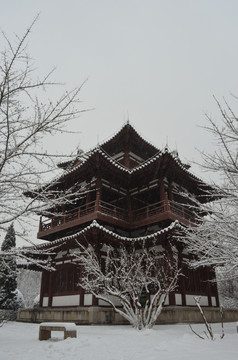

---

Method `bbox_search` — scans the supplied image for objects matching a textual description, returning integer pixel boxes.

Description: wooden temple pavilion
[19,123,220,324]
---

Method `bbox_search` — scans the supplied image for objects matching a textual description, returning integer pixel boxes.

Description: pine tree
[0,223,23,310]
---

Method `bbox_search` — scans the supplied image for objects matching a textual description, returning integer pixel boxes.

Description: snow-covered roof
[53,145,203,186]
[29,123,207,197]
[100,122,159,154]
[26,122,212,205]
[35,219,184,249]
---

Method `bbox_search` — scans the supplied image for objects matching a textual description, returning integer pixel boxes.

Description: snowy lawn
[0,321,238,360]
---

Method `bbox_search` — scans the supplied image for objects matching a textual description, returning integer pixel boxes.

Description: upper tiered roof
[27,123,213,204]
[50,123,209,197]
[58,122,160,171]
[101,122,159,164]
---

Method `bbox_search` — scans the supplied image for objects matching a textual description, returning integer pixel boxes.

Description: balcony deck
[38,199,194,240]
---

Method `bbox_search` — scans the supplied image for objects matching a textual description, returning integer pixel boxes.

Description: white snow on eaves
[38,126,205,193]
[164,148,203,183]
[56,146,202,185]
[35,219,183,250]
[59,147,162,177]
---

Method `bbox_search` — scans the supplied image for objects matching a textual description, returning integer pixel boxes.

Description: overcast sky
[1,0,238,243]
[2,1,238,169]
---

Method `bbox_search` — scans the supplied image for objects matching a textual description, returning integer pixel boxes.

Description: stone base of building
[17,306,238,325]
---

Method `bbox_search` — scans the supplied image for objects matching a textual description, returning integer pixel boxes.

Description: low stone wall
[17,306,127,325]
[17,306,238,325]
[157,306,238,323]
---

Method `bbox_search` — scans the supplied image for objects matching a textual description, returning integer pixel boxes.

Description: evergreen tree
[1,223,16,251]
[0,223,23,310]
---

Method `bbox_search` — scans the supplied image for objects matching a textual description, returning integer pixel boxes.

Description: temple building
[19,123,220,324]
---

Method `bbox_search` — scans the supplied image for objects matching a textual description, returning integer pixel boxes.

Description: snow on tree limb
[73,241,180,330]
[0,17,89,236]
[181,97,238,277]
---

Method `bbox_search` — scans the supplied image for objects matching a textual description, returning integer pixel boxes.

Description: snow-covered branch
[0,17,88,236]
[182,97,238,277]
[74,241,180,330]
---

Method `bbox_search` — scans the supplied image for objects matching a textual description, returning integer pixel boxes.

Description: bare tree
[189,297,225,340]
[182,97,238,277]
[75,242,179,330]
[0,17,87,238]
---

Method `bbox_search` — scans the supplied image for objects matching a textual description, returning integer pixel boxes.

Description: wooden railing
[132,200,166,222]
[39,199,194,233]
[169,201,193,221]
[132,200,193,223]
[99,201,128,221]
[40,200,128,232]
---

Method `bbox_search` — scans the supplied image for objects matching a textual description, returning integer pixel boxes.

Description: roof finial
[172,142,179,159]
[126,111,130,125]
[164,135,169,152]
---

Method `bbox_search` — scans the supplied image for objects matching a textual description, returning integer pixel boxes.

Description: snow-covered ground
[0,321,238,360]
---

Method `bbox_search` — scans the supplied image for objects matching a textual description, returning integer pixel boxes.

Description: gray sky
[2,0,238,171]
[1,0,238,243]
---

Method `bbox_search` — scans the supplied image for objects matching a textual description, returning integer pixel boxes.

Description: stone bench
[39,322,77,341]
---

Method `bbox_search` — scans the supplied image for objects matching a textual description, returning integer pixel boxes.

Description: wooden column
[86,189,91,210]
[95,155,101,212]
[80,287,85,306]
[159,179,166,201]
[168,181,173,201]
[166,237,175,306]
[92,295,99,306]
[92,227,99,307]
[178,250,186,306]
[206,267,214,307]
[164,192,170,212]
[39,270,46,307]
[95,181,101,211]
[48,271,54,307]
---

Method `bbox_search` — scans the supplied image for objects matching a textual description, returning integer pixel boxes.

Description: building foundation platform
[17,306,238,325]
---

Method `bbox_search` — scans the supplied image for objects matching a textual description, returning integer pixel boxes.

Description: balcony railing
[132,200,193,222]
[39,198,194,236]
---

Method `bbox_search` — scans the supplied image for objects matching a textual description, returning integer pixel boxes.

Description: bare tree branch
[182,97,238,278]
[73,241,180,330]
[0,19,90,238]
